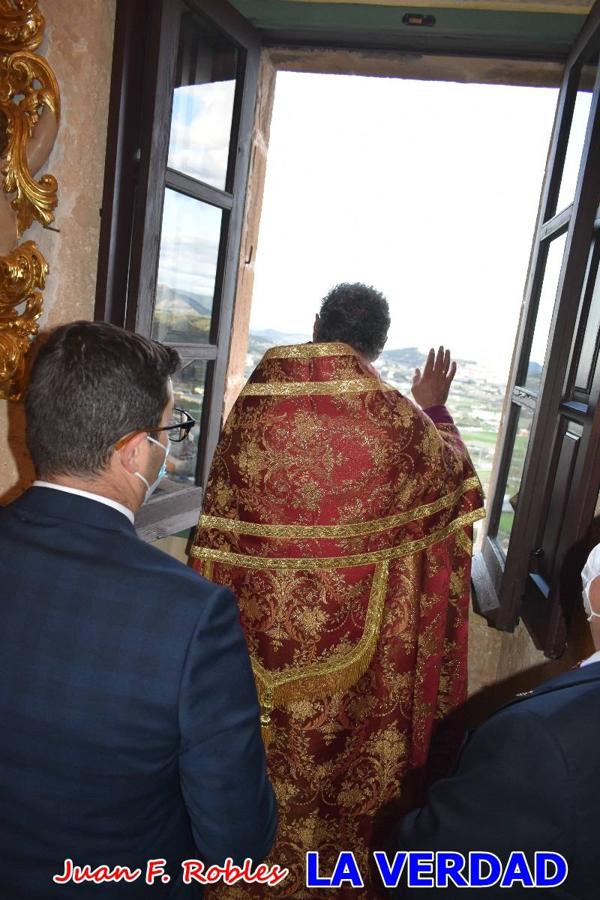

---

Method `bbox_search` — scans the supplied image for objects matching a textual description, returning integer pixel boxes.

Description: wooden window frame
[95,0,260,541]
[96,0,590,570]
[473,4,600,656]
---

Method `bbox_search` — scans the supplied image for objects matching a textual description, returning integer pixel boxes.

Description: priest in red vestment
[190,283,484,898]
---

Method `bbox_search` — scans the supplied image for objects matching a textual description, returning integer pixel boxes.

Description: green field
[460,430,500,448]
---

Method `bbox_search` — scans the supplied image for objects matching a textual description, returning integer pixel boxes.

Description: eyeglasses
[154,407,196,443]
[115,407,196,449]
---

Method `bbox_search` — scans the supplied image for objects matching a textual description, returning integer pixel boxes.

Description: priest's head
[313,282,390,362]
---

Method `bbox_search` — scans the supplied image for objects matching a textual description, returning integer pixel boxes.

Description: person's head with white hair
[582,544,600,649]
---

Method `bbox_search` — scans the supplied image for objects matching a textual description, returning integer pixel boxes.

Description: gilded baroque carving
[0,240,46,398]
[1,49,59,234]
[0,1,44,55]
[0,0,58,400]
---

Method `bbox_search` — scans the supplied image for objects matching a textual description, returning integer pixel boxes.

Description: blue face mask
[134,434,169,503]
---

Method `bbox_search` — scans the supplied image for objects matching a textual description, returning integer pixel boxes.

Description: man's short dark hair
[316,283,390,361]
[26,321,180,479]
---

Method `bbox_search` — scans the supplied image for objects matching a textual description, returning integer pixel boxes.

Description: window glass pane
[555,67,594,214]
[153,189,223,344]
[167,359,208,484]
[567,421,584,438]
[524,231,567,392]
[167,11,238,190]
[496,405,534,554]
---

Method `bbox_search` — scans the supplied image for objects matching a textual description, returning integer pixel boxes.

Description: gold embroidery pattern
[195,343,485,899]
[253,561,389,734]
[263,342,353,359]
[191,507,484,571]
[239,376,394,397]
[200,475,482,539]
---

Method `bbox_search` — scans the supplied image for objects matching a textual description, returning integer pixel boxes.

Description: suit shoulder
[527,672,600,735]
[520,667,600,717]
[484,673,600,762]
[126,535,231,602]
[476,703,551,742]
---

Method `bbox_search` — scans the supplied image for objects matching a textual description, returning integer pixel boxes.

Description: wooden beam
[269,47,566,86]
[288,0,592,15]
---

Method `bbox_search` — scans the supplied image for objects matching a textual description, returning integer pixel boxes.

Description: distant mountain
[155,284,212,318]
[247,332,275,355]
[526,360,543,389]
[246,329,312,368]
[246,334,477,369]
[251,328,311,344]
[381,347,424,367]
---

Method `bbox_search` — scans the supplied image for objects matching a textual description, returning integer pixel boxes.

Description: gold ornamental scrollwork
[0,0,58,400]
[0,1,44,55]
[1,49,59,234]
[0,239,46,398]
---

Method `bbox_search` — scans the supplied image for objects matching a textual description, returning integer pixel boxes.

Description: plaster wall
[0,0,116,503]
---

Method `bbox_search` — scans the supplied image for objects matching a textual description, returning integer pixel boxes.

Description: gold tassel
[254,560,389,746]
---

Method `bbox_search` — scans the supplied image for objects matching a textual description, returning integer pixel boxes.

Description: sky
[248,72,586,379]
[156,81,236,310]
[158,69,591,382]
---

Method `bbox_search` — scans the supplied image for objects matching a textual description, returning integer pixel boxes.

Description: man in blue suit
[383,547,600,898]
[0,321,277,898]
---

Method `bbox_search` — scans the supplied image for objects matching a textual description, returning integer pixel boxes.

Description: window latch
[530,547,544,573]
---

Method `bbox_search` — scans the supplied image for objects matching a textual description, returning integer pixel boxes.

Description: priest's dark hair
[26,320,180,479]
[316,282,391,361]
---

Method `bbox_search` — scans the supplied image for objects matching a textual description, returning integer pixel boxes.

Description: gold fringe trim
[263,342,354,360]
[254,559,389,742]
[239,376,393,397]
[200,476,482,539]
[191,507,485,571]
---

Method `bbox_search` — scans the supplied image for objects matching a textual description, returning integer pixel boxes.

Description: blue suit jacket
[0,487,276,898]
[386,662,600,898]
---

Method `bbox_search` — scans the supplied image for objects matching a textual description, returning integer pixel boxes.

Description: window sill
[135,479,202,542]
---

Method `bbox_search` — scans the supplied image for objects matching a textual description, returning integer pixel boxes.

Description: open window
[97,0,600,599]
[95,0,261,539]
[474,5,600,656]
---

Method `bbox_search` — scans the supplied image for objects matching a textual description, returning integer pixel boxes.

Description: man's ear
[313,314,320,342]
[116,432,147,475]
